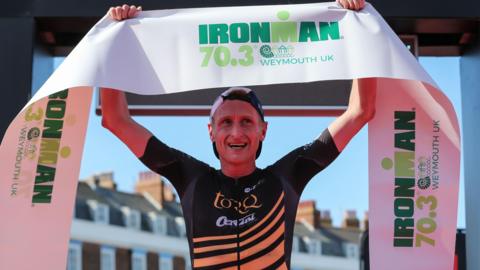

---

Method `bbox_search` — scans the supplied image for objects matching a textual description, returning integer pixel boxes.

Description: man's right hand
[109,4,142,21]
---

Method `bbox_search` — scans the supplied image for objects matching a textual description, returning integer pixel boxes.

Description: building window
[96,204,109,224]
[292,236,300,252]
[122,207,141,230]
[310,240,322,255]
[345,243,358,259]
[132,250,147,270]
[87,200,110,224]
[67,241,82,270]
[149,213,168,235]
[184,256,191,270]
[73,200,77,219]
[304,237,322,255]
[100,246,116,270]
[159,253,173,270]
[175,217,186,237]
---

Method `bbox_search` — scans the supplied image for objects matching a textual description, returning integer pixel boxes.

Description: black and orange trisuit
[140,129,339,270]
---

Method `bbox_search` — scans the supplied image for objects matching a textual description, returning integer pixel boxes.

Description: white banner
[0,2,459,270]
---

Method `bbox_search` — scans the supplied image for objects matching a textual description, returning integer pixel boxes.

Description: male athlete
[102,1,374,269]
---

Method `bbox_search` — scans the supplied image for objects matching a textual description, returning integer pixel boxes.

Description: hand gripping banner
[0,2,460,270]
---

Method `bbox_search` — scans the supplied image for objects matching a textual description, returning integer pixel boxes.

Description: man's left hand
[336,0,366,11]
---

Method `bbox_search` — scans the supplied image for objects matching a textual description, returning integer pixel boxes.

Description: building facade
[68,172,364,270]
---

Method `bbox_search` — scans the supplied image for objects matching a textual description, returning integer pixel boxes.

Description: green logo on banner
[198,10,340,68]
[383,110,439,248]
[198,11,340,45]
[24,89,72,204]
[259,45,274,58]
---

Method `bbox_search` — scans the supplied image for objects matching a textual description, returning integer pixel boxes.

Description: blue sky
[64,56,465,228]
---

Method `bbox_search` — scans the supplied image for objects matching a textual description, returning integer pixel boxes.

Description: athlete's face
[208,100,267,166]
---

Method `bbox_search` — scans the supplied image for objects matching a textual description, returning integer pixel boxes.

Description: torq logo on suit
[213,191,262,214]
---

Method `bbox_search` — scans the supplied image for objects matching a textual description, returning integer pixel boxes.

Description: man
[102,1,374,269]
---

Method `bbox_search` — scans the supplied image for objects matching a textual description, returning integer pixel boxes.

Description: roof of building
[294,221,330,242]
[294,221,354,257]
[75,182,183,236]
[323,227,363,244]
[76,181,109,204]
[74,177,362,256]
[75,182,110,221]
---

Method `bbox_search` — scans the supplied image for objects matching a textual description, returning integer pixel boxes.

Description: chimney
[342,210,360,229]
[296,200,321,228]
[320,210,333,227]
[84,172,117,190]
[363,212,369,230]
[135,171,176,205]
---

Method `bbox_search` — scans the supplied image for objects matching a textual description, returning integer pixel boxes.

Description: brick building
[68,172,365,270]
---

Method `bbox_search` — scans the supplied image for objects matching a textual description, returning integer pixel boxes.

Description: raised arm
[327,0,371,151]
[101,89,152,157]
[327,78,376,152]
[101,5,150,157]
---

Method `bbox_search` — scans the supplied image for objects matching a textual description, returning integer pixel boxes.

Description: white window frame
[292,236,300,253]
[100,246,116,270]
[67,241,82,270]
[175,217,186,237]
[96,203,110,224]
[184,255,192,270]
[72,200,77,219]
[122,207,141,230]
[87,200,110,224]
[149,212,168,235]
[131,250,147,270]
[344,243,358,259]
[158,253,173,270]
[304,237,322,255]
[312,240,322,255]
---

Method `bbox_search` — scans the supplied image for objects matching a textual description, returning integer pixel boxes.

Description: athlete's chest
[192,171,285,237]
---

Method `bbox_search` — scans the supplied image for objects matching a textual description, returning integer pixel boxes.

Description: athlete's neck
[220,161,256,179]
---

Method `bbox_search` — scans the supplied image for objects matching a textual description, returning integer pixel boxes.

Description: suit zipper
[235,178,240,270]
